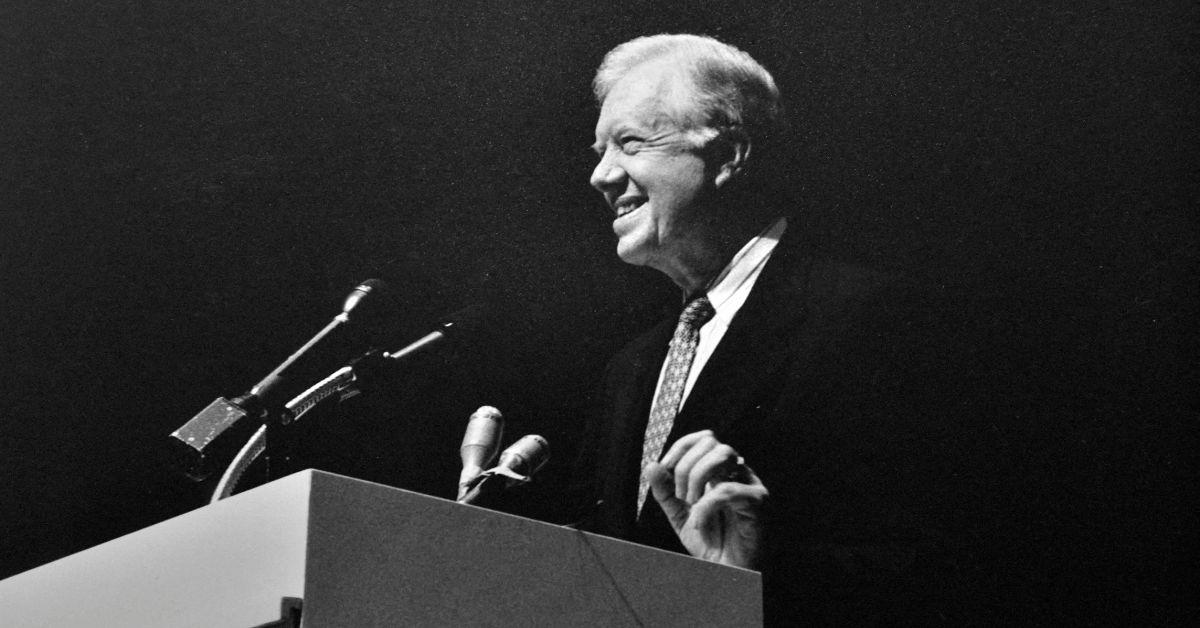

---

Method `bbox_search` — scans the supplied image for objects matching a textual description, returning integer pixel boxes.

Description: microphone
[385,303,484,361]
[459,434,549,506]
[169,279,387,481]
[248,278,388,400]
[458,406,504,500]
[340,279,384,317]
[340,303,486,396]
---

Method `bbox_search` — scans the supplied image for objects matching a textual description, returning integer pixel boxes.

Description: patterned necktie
[637,295,716,513]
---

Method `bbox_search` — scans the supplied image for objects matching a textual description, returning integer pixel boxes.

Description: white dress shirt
[651,216,788,407]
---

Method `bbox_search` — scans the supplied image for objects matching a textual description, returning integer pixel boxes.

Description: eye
[619,136,645,154]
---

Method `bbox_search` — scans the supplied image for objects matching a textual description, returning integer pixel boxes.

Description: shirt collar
[697,216,788,325]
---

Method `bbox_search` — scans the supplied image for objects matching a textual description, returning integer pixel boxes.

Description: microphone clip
[464,465,534,492]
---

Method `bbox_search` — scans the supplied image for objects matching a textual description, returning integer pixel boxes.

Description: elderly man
[574,34,988,624]
[586,33,783,568]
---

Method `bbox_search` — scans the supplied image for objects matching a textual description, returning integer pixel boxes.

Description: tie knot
[679,295,715,329]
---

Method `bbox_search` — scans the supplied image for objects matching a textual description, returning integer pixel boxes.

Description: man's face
[590,62,717,277]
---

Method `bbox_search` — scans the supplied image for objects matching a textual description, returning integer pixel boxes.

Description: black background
[2,0,1196,621]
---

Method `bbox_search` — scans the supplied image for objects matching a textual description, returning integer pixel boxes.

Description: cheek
[632,154,709,216]
[658,170,708,219]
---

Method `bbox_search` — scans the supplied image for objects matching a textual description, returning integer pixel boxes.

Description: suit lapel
[601,316,673,523]
[670,240,813,440]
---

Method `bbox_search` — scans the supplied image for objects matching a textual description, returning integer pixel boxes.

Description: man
[585,33,783,570]
[575,34,994,624]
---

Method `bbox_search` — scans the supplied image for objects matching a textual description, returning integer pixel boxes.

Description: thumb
[647,461,689,531]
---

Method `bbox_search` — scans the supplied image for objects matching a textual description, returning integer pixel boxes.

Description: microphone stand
[207,340,456,501]
[170,280,385,482]
[202,302,480,499]
[211,365,358,502]
[169,317,348,483]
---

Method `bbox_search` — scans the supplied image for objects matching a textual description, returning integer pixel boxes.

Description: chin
[615,244,649,266]
[614,224,655,258]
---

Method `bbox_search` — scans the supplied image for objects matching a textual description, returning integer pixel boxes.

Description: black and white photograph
[1,1,1195,625]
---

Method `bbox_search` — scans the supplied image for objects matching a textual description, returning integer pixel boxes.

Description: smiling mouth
[613,198,646,219]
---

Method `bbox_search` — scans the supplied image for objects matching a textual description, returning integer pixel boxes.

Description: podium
[0,470,761,627]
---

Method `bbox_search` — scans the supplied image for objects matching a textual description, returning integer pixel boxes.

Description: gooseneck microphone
[170,279,387,481]
[385,303,483,361]
[208,303,494,499]
[459,434,549,507]
[248,278,386,401]
[330,303,486,399]
[458,406,505,500]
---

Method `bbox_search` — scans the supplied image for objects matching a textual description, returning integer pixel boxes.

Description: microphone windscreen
[460,406,504,469]
[497,434,550,478]
[342,278,388,315]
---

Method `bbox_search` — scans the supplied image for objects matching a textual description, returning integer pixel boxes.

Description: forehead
[595,61,691,136]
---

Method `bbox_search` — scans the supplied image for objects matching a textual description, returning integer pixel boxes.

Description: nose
[589,149,625,193]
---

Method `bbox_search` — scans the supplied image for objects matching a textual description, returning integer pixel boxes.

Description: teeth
[615,200,644,218]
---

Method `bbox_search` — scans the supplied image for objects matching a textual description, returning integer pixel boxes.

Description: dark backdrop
[2,0,1195,621]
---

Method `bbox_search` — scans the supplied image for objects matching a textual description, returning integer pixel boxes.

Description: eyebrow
[590,121,641,156]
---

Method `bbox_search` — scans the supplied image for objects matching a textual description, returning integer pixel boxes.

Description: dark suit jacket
[576,232,1012,625]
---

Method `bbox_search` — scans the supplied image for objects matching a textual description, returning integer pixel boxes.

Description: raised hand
[647,430,768,569]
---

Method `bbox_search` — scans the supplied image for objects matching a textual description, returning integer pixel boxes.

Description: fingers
[688,468,767,529]
[651,459,769,569]
[658,430,746,503]
[687,447,742,502]
[661,430,717,501]
[658,430,714,468]
[646,461,689,531]
[648,459,766,533]
[688,478,769,562]
[672,436,718,501]
[651,442,770,570]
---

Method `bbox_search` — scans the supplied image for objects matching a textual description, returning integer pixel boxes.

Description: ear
[713,128,751,189]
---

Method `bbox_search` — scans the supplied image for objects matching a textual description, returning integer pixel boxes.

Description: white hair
[593,34,784,147]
